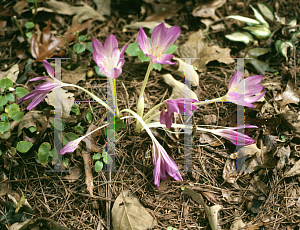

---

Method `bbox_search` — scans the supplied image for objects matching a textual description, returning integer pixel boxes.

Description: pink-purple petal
[29,76,49,82]
[27,92,48,110]
[151,23,167,50]
[155,54,174,64]
[42,60,55,79]
[228,71,242,90]
[104,34,118,56]
[138,26,151,54]
[34,82,55,91]
[161,26,181,53]
[120,44,129,57]
[92,38,106,55]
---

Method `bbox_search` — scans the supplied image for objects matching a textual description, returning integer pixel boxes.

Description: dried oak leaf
[192,0,227,20]
[61,63,87,85]
[63,164,82,182]
[112,190,157,230]
[144,1,183,22]
[37,0,105,24]
[275,77,300,108]
[30,19,93,62]
[178,29,234,72]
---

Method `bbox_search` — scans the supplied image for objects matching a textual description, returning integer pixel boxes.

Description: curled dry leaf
[182,188,222,230]
[0,64,19,83]
[17,111,47,137]
[30,19,93,62]
[45,88,75,117]
[123,21,172,31]
[94,0,111,16]
[192,0,226,20]
[64,164,82,182]
[223,160,238,184]
[178,29,234,72]
[284,160,300,178]
[82,150,94,197]
[82,124,102,152]
[172,57,199,86]
[279,108,300,133]
[62,63,87,85]
[30,20,64,62]
[162,73,198,100]
[36,0,105,24]
[199,133,225,147]
[275,77,300,108]
[144,1,183,22]
[112,190,157,230]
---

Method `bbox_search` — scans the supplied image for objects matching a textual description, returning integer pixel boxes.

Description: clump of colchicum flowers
[18,23,266,188]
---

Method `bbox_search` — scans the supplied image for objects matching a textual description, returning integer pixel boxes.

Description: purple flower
[60,136,86,155]
[17,60,67,110]
[152,138,182,187]
[223,71,266,108]
[93,35,128,79]
[160,98,198,129]
[138,23,181,64]
[208,125,258,145]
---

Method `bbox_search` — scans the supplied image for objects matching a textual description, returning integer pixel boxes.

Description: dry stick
[293,42,297,85]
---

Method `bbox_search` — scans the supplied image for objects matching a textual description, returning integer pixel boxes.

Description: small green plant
[226,4,300,62]
[167,227,177,230]
[74,32,87,66]
[24,21,35,39]
[93,149,113,172]
[0,78,26,138]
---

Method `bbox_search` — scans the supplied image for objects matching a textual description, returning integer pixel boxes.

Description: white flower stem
[108,77,120,117]
[135,101,165,131]
[120,109,157,141]
[193,97,225,106]
[63,83,114,114]
[135,61,153,131]
[79,116,133,142]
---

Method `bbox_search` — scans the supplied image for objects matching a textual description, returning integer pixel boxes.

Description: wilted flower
[17,60,68,110]
[152,138,182,187]
[207,125,257,145]
[138,22,181,64]
[93,35,128,79]
[160,98,198,129]
[60,136,86,155]
[223,71,266,107]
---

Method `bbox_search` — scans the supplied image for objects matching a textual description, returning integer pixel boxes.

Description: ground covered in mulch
[1,0,300,229]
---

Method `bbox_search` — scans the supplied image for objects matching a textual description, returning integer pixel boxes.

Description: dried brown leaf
[182,188,222,230]
[145,2,183,22]
[64,164,82,182]
[0,63,19,83]
[17,111,47,137]
[284,160,300,178]
[192,0,227,20]
[275,77,300,108]
[37,0,105,24]
[45,88,74,117]
[162,73,198,100]
[112,190,157,230]
[82,124,102,152]
[223,160,238,184]
[178,29,234,72]
[199,133,225,146]
[62,64,87,85]
[82,150,94,197]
